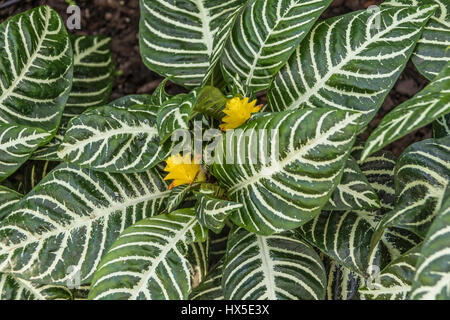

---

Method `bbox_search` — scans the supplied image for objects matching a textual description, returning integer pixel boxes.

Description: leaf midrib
[228,111,360,193]
[288,6,435,109]
[0,7,51,107]
[128,215,197,299]
[0,188,170,268]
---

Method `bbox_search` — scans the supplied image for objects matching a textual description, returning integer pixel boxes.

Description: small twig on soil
[0,0,22,10]
[137,79,163,94]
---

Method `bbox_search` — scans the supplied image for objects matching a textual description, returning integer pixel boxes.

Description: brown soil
[0,0,431,157]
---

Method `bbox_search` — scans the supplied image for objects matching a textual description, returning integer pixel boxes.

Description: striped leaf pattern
[213,108,361,235]
[167,184,197,213]
[323,256,364,300]
[31,126,66,161]
[375,137,450,238]
[149,78,172,106]
[221,0,332,93]
[267,5,436,127]
[362,62,450,160]
[352,146,397,210]
[325,157,380,211]
[188,240,210,287]
[410,189,450,300]
[0,5,72,131]
[433,113,450,138]
[299,206,422,278]
[157,90,200,143]
[383,0,450,80]
[0,273,72,300]
[107,94,153,109]
[210,226,231,263]
[33,36,115,161]
[139,0,247,88]
[201,4,246,86]
[58,105,168,173]
[195,192,243,234]
[0,186,22,220]
[189,260,224,300]
[370,221,422,270]
[88,209,207,300]
[0,124,51,181]
[19,160,58,194]
[352,145,423,267]
[222,228,326,300]
[0,164,170,284]
[0,6,73,180]
[298,210,384,276]
[63,35,115,119]
[359,246,421,300]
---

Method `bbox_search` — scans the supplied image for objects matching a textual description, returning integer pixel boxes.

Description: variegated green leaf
[433,113,450,138]
[0,6,72,131]
[410,189,450,300]
[18,160,58,194]
[195,192,243,234]
[149,78,173,106]
[210,225,231,263]
[359,246,421,300]
[167,184,198,213]
[107,94,153,109]
[223,227,326,299]
[323,256,364,300]
[354,146,423,268]
[299,207,422,277]
[221,0,332,93]
[0,186,22,220]
[189,260,224,300]
[383,0,450,80]
[88,209,207,300]
[325,157,380,211]
[157,90,200,143]
[372,225,422,271]
[139,0,247,88]
[0,273,72,300]
[0,164,170,284]
[303,143,421,276]
[362,62,450,160]
[267,5,436,128]
[30,126,66,161]
[213,108,361,235]
[33,36,115,161]
[352,146,397,210]
[201,4,246,86]
[58,105,169,173]
[188,240,210,287]
[0,6,73,180]
[374,137,450,239]
[0,124,51,181]
[298,210,381,276]
[63,35,115,119]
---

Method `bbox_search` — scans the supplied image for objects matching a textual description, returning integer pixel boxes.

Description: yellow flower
[219,97,262,131]
[163,153,206,189]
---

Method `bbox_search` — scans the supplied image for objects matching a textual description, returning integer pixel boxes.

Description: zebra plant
[0,0,449,301]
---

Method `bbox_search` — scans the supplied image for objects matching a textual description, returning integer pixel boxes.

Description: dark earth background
[0,0,432,156]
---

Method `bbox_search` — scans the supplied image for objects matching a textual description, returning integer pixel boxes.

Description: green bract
[0,1,448,300]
